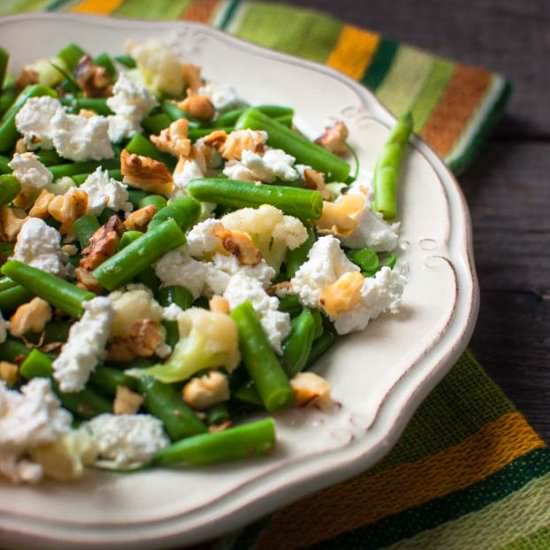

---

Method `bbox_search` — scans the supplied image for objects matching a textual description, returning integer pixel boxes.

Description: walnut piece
[181,63,202,92]
[0,362,18,386]
[0,207,26,242]
[291,372,332,410]
[221,129,267,161]
[108,319,164,362]
[178,89,215,121]
[120,149,173,196]
[48,189,88,234]
[28,189,55,218]
[114,386,144,415]
[123,204,157,231]
[212,225,262,266]
[74,55,113,98]
[15,68,39,91]
[315,121,349,156]
[10,298,52,337]
[209,295,230,314]
[315,194,365,237]
[319,271,364,317]
[182,371,230,410]
[75,267,103,293]
[150,119,191,158]
[302,168,332,200]
[80,215,123,271]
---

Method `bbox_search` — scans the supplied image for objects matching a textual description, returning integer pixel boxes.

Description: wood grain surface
[275,0,550,441]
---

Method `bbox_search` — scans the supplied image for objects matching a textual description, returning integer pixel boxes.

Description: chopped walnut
[0,362,18,386]
[181,63,202,92]
[209,295,230,314]
[315,194,365,237]
[80,215,123,271]
[200,130,228,151]
[291,372,332,410]
[15,139,27,154]
[13,188,37,210]
[212,225,262,265]
[0,207,27,242]
[182,371,230,410]
[108,319,164,361]
[221,130,267,161]
[48,189,88,234]
[192,138,222,174]
[123,204,156,231]
[75,267,103,293]
[315,121,349,156]
[178,89,215,121]
[74,55,113,98]
[268,281,292,296]
[208,421,232,433]
[78,108,97,118]
[62,244,78,256]
[114,386,144,415]
[10,298,52,337]
[120,149,173,196]
[302,168,332,200]
[319,271,364,317]
[28,189,55,218]
[15,68,39,91]
[150,119,191,158]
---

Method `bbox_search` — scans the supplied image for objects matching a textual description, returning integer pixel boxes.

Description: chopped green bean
[36,149,62,166]
[0,48,8,90]
[61,96,113,116]
[278,294,302,317]
[188,126,233,140]
[1,260,94,317]
[19,348,53,379]
[139,194,167,211]
[285,224,315,278]
[158,285,193,346]
[0,338,30,363]
[0,284,34,312]
[49,159,118,179]
[142,113,171,134]
[89,365,138,396]
[236,108,350,182]
[114,54,136,68]
[125,133,173,166]
[206,403,230,426]
[373,112,413,220]
[233,382,263,407]
[282,308,317,376]
[93,53,116,78]
[118,230,142,250]
[307,330,337,368]
[188,178,323,220]
[381,253,397,269]
[161,101,189,122]
[0,277,17,292]
[0,175,20,207]
[346,247,380,276]
[153,418,276,467]
[0,155,10,174]
[56,43,86,71]
[0,87,17,118]
[73,214,100,248]
[149,196,201,231]
[231,301,294,412]
[127,189,147,209]
[93,219,186,291]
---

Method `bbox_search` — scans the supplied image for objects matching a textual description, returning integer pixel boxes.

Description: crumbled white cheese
[0,312,7,344]
[224,271,290,353]
[15,96,64,150]
[107,72,157,142]
[8,152,52,191]
[211,253,275,288]
[51,109,113,162]
[0,379,72,483]
[80,167,132,215]
[223,148,298,183]
[46,176,75,195]
[197,81,240,111]
[13,217,69,276]
[172,159,204,197]
[163,303,184,321]
[291,235,359,307]
[340,206,400,252]
[53,297,114,393]
[82,413,169,469]
[186,218,220,258]
[332,266,406,335]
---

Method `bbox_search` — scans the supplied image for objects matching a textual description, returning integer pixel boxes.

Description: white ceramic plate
[0,14,479,549]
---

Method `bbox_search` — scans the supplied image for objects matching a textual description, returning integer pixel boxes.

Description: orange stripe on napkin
[326,25,380,81]
[70,0,124,14]
[182,0,220,22]
[421,63,492,157]
[257,412,544,550]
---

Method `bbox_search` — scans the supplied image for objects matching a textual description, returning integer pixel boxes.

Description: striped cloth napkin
[4,1,550,548]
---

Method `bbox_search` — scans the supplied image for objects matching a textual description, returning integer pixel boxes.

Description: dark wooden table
[277,0,550,441]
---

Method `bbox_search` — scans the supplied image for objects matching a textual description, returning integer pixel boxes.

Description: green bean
[153,417,276,467]
[210,108,244,128]
[0,338,30,363]
[118,230,142,250]
[278,294,302,317]
[134,267,160,293]
[346,247,380,276]
[0,84,57,152]
[282,308,317,377]
[56,43,86,71]
[93,53,116,78]
[36,149,62,166]
[43,320,71,343]
[114,54,136,68]
[149,196,200,231]
[161,101,190,122]
[0,277,17,292]
[188,178,323,220]
[233,382,263,407]
[1,260,94,317]
[236,108,350,182]
[306,330,336,368]
[139,194,167,211]
[0,284,34,312]
[61,96,113,116]
[0,155,10,174]
[127,189,147,209]
[49,159,118,179]
[0,242,14,262]
[231,301,293,412]
[93,219,186,291]
[0,175,20,207]
[158,285,193,346]
[276,114,293,128]
[73,214,100,248]
[142,113,171,134]
[211,105,294,128]
[188,126,233,140]
[0,87,17,118]
[373,112,413,220]
[98,208,116,226]
[206,403,230,426]
[19,348,53,379]
[381,253,397,269]
[125,133,174,166]
[89,365,138,396]
[311,308,324,339]
[285,224,315,279]
[0,48,8,90]
[137,376,207,441]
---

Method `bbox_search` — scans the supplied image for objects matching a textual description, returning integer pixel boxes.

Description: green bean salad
[0,39,412,483]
